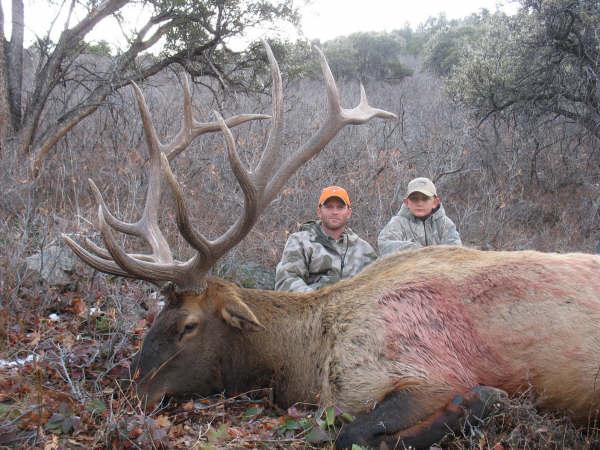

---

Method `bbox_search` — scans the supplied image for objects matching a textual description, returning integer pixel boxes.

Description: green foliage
[3,0,301,177]
[321,32,413,82]
[86,398,107,414]
[448,0,600,139]
[159,0,298,55]
[324,405,335,428]
[204,423,229,446]
[422,12,490,76]
[156,0,299,90]
[266,38,314,79]
[45,403,82,435]
[242,405,263,420]
[83,40,112,57]
[236,38,315,87]
[0,403,13,417]
[316,405,355,431]
[275,416,312,436]
[94,315,113,333]
[237,32,415,84]
[391,25,428,56]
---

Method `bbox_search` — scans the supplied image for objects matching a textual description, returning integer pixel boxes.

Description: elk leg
[336,385,505,450]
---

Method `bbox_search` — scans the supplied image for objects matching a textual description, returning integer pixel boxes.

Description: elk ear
[220,296,265,332]
[161,282,178,304]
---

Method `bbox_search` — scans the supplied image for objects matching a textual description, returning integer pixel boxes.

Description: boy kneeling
[378,177,461,256]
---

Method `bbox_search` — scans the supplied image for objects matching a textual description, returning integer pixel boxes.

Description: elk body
[64,43,600,448]
[134,245,600,448]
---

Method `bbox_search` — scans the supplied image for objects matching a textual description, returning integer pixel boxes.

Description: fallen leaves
[155,414,171,428]
[1,284,325,449]
[69,297,87,316]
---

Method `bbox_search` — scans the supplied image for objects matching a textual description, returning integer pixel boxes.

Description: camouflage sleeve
[344,238,378,276]
[377,216,420,257]
[358,241,378,268]
[275,234,314,292]
[441,217,462,246]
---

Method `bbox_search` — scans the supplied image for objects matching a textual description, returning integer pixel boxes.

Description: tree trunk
[0,2,11,153]
[7,0,24,130]
[16,0,129,161]
[0,46,8,155]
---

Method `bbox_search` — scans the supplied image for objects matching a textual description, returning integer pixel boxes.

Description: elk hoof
[335,428,364,450]
[461,385,508,418]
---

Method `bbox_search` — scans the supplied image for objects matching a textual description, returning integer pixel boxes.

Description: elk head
[63,42,396,405]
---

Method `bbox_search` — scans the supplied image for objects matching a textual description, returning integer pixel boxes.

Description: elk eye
[183,322,198,334]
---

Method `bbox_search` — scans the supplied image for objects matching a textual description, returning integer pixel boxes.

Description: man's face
[317,197,352,233]
[403,192,440,218]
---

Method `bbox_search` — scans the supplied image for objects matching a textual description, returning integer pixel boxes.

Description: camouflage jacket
[275,221,377,292]
[378,204,462,256]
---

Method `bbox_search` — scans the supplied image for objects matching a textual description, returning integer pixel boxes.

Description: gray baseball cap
[406,177,437,197]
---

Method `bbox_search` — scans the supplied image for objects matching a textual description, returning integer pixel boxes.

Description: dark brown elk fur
[135,245,600,448]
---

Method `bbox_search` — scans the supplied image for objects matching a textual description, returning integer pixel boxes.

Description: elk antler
[64,42,397,291]
[63,76,269,286]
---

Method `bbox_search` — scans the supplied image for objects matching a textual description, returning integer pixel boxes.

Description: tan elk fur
[63,44,600,445]
[140,245,600,423]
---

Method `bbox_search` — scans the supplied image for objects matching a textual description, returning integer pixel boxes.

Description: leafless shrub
[441,390,600,449]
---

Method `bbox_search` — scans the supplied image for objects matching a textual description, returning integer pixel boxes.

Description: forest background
[1,0,600,448]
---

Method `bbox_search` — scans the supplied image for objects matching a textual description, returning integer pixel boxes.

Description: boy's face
[403,192,440,218]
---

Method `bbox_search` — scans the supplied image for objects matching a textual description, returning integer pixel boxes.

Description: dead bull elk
[64,43,600,449]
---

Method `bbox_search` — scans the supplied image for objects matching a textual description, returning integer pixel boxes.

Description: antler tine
[156,41,284,271]
[95,206,190,284]
[210,111,259,255]
[164,75,200,158]
[81,199,204,289]
[61,81,181,286]
[130,82,173,261]
[261,45,398,206]
[315,47,394,123]
[165,75,271,161]
[69,81,193,285]
[62,234,132,278]
[88,175,173,263]
[161,153,214,268]
[160,114,260,272]
[61,82,178,286]
[83,237,112,259]
[80,237,156,263]
[316,46,343,117]
[345,83,399,124]
[88,179,138,235]
[255,40,284,185]
[92,77,271,271]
